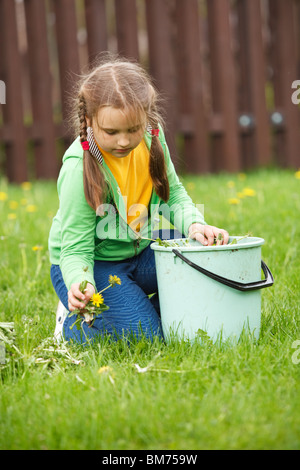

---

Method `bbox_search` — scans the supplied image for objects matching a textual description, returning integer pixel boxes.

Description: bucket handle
[172,249,274,292]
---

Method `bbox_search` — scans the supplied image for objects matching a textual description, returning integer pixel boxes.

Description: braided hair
[148,120,169,202]
[78,93,107,209]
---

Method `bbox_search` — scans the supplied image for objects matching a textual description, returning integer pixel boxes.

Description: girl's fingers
[68,294,85,311]
[74,288,86,301]
[83,283,95,302]
[191,231,206,245]
[213,229,228,245]
[197,235,207,245]
[192,227,229,246]
[188,225,206,244]
[68,284,86,311]
[204,227,215,246]
[189,224,230,246]
[67,283,96,311]
[220,229,230,245]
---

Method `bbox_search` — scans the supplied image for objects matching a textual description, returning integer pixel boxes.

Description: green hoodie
[48,128,206,290]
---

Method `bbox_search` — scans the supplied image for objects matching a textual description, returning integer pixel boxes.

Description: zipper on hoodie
[134,236,141,255]
[103,173,142,254]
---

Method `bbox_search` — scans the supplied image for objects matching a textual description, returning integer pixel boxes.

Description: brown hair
[70,55,170,210]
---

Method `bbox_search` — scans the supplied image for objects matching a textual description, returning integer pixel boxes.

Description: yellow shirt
[98,139,153,231]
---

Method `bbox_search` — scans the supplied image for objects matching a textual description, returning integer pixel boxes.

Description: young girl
[49,55,229,344]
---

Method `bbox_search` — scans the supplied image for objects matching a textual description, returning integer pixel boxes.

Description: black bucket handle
[172,249,274,292]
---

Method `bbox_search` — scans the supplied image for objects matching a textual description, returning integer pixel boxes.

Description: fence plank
[297,0,300,78]
[237,0,271,168]
[0,0,27,182]
[84,0,108,62]
[175,0,210,173]
[115,0,139,60]
[53,0,80,142]
[145,0,178,166]
[24,0,58,179]
[207,0,241,172]
[269,0,300,168]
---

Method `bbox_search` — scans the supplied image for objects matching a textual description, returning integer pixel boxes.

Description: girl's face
[89,106,146,158]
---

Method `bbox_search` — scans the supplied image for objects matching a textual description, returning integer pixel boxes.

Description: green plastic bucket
[151,237,274,342]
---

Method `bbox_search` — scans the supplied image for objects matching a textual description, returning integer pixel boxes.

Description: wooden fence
[0,0,300,183]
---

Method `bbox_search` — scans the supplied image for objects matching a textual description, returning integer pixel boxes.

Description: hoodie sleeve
[57,156,96,290]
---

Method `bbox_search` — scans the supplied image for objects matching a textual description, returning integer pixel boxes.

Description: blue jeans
[50,230,182,344]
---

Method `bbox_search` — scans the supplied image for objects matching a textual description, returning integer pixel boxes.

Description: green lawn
[0,168,299,450]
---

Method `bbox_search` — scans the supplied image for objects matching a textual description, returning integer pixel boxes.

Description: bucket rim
[150,236,265,252]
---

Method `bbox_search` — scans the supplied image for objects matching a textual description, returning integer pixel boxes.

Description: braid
[78,93,88,143]
[78,92,107,210]
[149,124,170,202]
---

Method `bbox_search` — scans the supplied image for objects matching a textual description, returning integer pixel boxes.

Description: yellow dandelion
[295,170,300,179]
[242,187,256,197]
[9,200,19,210]
[26,204,37,213]
[91,292,104,307]
[21,181,32,191]
[7,213,17,220]
[0,192,8,201]
[109,274,121,286]
[98,365,113,375]
[228,198,240,205]
[32,245,43,251]
[226,180,235,188]
[238,173,247,181]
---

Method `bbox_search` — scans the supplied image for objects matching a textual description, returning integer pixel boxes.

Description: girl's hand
[68,282,95,311]
[188,223,229,246]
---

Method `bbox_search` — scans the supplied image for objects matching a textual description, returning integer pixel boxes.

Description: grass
[0,168,300,450]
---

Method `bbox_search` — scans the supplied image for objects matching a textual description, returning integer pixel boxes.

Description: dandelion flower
[295,170,300,180]
[8,213,17,220]
[9,200,19,209]
[228,198,240,205]
[0,192,8,201]
[91,292,104,307]
[242,187,256,197]
[109,274,121,286]
[98,365,113,375]
[238,173,246,181]
[26,204,37,213]
[32,245,43,251]
[21,181,32,190]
